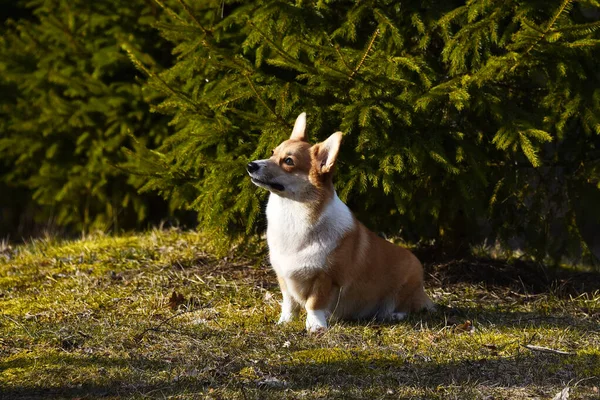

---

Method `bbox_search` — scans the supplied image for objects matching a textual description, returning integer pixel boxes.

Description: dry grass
[1,229,599,399]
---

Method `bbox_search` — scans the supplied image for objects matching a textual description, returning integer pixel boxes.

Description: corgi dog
[247,113,434,331]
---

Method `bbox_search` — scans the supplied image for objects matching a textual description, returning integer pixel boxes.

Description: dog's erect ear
[290,112,307,141]
[315,131,343,174]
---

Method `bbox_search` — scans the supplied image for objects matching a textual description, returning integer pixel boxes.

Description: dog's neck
[266,190,355,272]
[267,190,353,233]
[271,183,334,223]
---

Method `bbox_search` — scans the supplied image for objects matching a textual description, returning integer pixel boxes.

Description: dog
[247,112,434,331]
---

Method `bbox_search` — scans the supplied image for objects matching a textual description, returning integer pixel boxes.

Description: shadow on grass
[416,255,600,297]
[276,353,600,396]
[338,304,599,336]
[0,353,193,399]
[435,306,600,331]
[2,350,598,399]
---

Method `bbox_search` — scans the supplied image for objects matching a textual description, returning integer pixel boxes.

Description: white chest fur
[266,192,354,277]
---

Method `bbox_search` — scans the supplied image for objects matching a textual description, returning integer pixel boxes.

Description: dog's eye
[271,150,274,156]
[284,157,294,166]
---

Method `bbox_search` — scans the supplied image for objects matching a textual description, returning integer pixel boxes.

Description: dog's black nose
[247,162,260,173]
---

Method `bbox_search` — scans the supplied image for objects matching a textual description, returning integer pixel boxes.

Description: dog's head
[247,113,342,201]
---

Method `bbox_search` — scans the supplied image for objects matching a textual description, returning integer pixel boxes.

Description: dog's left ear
[314,131,343,174]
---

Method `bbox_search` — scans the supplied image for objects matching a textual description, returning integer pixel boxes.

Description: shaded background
[1,0,599,265]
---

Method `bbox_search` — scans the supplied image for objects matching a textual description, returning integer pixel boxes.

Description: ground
[1,230,599,399]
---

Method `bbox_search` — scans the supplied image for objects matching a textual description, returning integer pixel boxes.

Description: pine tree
[127,0,599,261]
[0,0,174,235]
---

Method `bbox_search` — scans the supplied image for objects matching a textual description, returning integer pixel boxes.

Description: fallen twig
[523,344,575,355]
[503,315,570,326]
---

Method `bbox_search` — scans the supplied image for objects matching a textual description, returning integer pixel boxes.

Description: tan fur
[247,113,434,331]
[326,219,434,319]
[290,214,435,322]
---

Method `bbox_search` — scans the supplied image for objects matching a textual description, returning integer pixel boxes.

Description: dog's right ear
[290,112,307,141]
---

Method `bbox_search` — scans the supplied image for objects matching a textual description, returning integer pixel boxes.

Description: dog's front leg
[305,274,333,332]
[277,276,300,324]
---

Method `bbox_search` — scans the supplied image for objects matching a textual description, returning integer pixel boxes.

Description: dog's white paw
[390,312,408,321]
[277,297,299,325]
[277,312,295,325]
[305,309,328,332]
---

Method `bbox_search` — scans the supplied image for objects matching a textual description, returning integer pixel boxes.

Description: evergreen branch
[46,15,87,55]
[162,0,254,75]
[324,33,352,72]
[247,21,317,74]
[524,0,573,55]
[350,29,380,79]
[372,8,403,47]
[212,94,248,108]
[333,43,352,72]
[556,20,600,33]
[122,44,204,113]
[519,17,545,35]
[280,83,289,112]
[174,0,209,35]
[243,74,290,128]
[565,39,600,48]
[290,38,356,78]
[18,26,49,54]
[546,0,573,32]
[152,0,187,23]
[111,164,169,179]
[488,177,505,211]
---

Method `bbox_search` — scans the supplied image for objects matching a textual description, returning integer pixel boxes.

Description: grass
[1,229,599,399]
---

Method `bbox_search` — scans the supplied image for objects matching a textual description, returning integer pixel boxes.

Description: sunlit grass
[1,229,599,399]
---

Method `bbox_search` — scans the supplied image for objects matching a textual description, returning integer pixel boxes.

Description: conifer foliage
[128,0,600,260]
[0,0,172,234]
[2,0,599,261]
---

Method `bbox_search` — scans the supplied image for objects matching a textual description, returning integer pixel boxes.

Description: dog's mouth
[250,178,285,192]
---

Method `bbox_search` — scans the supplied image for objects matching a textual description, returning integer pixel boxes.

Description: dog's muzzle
[246,162,260,173]
[247,161,284,191]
